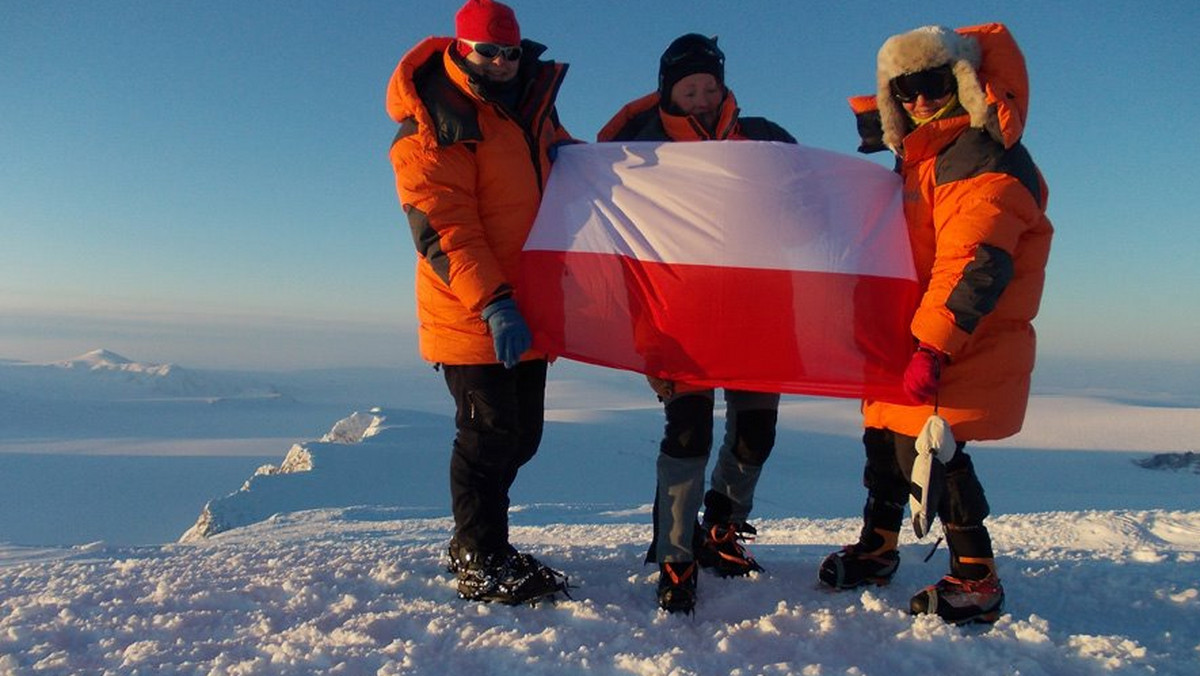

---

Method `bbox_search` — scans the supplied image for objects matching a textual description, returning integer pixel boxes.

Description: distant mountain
[57,348,135,367]
[1,349,285,402]
[54,348,172,377]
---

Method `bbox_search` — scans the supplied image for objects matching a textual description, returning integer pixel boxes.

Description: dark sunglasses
[889,65,956,103]
[460,38,522,62]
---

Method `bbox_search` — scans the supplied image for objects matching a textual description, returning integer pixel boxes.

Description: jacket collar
[659,90,741,140]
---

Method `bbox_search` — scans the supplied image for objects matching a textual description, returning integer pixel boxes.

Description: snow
[1,351,1199,675]
[55,348,137,368]
[4,509,1197,675]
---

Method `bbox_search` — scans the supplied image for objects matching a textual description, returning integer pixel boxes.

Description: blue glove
[481,298,531,369]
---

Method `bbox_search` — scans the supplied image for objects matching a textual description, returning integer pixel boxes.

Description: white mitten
[910,414,956,538]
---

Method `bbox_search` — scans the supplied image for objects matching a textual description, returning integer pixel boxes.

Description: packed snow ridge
[181,408,426,541]
[10,507,1200,675]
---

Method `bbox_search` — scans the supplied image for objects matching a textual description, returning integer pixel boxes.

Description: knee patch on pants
[660,394,714,459]
[729,408,777,466]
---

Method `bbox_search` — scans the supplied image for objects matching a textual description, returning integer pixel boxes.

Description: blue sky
[2,1,1197,370]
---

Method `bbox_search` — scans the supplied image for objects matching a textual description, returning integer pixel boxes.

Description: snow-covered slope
[179,392,1200,545]
[5,506,1199,675]
[3,354,1200,674]
[180,408,447,541]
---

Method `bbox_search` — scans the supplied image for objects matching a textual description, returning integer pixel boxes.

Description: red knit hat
[455,0,521,45]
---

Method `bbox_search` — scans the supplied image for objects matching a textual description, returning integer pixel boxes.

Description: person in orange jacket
[819,24,1053,625]
[598,33,796,614]
[385,0,573,606]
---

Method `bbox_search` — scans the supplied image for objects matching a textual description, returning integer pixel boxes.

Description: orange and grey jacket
[596,90,794,143]
[386,37,570,365]
[852,23,1053,440]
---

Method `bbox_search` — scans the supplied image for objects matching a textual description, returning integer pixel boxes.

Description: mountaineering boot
[657,561,698,614]
[819,546,899,589]
[909,573,1005,624]
[446,537,516,574]
[818,528,900,589]
[455,548,569,605]
[697,522,763,577]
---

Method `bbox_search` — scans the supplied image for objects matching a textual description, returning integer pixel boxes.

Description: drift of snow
[179,408,438,542]
[3,507,1198,675]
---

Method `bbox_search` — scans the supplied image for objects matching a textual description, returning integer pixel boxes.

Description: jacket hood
[385,36,552,149]
[386,37,455,151]
[874,23,1030,153]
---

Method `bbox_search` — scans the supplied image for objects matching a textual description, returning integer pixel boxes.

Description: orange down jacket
[851,24,1053,440]
[386,37,571,365]
[596,90,794,144]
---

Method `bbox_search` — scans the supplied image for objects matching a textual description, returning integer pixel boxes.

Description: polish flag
[520,141,919,400]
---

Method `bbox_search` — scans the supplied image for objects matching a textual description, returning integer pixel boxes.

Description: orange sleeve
[848,95,878,114]
[912,173,1040,355]
[391,136,509,315]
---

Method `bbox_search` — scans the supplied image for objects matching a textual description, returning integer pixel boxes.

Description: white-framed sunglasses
[459,38,522,62]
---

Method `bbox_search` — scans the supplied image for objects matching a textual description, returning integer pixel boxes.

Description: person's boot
[910,556,1004,624]
[447,537,464,573]
[910,573,1004,624]
[656,561,698,614]
[818,527,900,589]
[697,521,764,577]
[455,547,569,605]
[447,537,515,574]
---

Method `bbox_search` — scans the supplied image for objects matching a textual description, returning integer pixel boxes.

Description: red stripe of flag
[522,250,918,399]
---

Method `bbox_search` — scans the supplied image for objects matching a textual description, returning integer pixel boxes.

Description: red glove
[903,344,948,404]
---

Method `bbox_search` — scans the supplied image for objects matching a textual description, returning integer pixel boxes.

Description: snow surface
[1,351,1198,675]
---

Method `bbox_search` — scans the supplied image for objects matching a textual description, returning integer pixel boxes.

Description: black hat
[658,33,725,104]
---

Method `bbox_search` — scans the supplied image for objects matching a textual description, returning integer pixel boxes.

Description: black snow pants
[860,426,995,576]
[443,360,547,555]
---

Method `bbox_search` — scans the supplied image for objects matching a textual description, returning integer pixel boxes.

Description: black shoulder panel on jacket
[945,243,1014,334]
[935,129,1043,206]
[854,109,887,154]
[738,117,797,143]
[412,57,482,147]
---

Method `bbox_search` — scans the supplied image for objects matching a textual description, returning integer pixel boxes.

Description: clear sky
[2,1,1197,370]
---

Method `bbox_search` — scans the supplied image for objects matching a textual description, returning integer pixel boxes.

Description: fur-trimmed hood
[873,23,1030,154]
